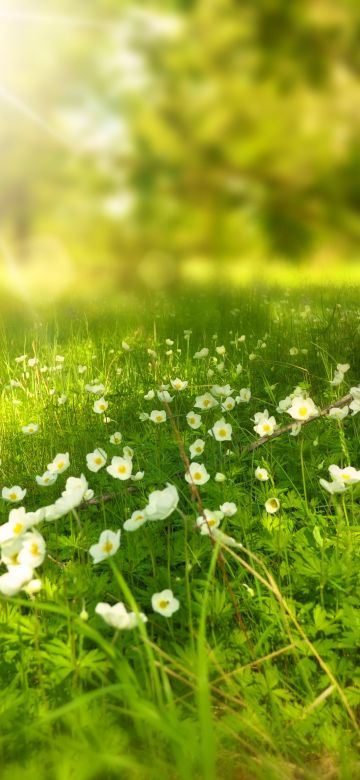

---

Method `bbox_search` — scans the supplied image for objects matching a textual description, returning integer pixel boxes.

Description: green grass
[0,285,359,780]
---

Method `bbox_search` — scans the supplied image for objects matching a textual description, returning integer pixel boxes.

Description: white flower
[337,363,350,373]
[221,397,236,412]
[157,390,173,403]
[236,387,251,403]
[211,384,233,398]
[144,390,155,400]
[265,497,280,514]
[52,474,89,515]
[139,412,150,421]
[328,465,360,485]
[151,589,179,617]
[15,354,27,364]
[106,456,133,480]
[22,423,38,435]
[276,396,292,413]
[185,462,210,485]
[196,508,223,535]
[23,578,42,596]
[350,386,360,400]
[123,446,134,460]
[85,383,105,394]
[110,431,122,444]
[255,467,269,481]
[194,393,218,411]
[253,411,277,437]
[290,423,302,437]
[186,411,202,430]
[35,470,58,487]
[349,387,360,415]
[58,394,67,405]
[215,472,226,482]
[330,371,344,387]
[122,341,131,351]
[123,510,147,531]
[2,486,26,503]
[131,471,145,481]
[350,399,360,415]
[189,439,205,459]
[93,397,108,414]
[78,365,87,374]
[28,357,38,367]
[0,564,34,596]
[47,452,70,474]
[86,448,107,472]
[89,529,121,564]
[289,347,299,356]
[95,601,147,630]
[149,409,167,424]
[219,501,237,516]
[287,396,318,421]
[328,406,349,420]
[212,418,232,441]
[170,378,188,391]
[193,348,209,359]
[319,478,346,494]
[17,530,46,569]
[144,484,179,521]
[0,507,31,545]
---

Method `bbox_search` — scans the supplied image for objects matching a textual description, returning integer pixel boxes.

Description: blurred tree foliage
[0,0,359,284]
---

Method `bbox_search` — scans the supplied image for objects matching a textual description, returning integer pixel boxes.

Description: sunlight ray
[0,10,118,30]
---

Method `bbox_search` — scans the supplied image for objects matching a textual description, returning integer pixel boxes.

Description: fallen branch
[78,486,138,510]
[78,394,353,508]
[244,393,352,454]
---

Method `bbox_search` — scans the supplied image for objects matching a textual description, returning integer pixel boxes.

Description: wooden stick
[77,394,353,507]
[244,393,352,453]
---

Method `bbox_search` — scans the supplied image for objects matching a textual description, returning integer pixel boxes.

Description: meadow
[0,284,359,780]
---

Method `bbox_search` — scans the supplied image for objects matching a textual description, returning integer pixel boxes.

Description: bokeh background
[0,0,360,304]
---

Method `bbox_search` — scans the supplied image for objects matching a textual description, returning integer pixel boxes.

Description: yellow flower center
[298,407,307,417]
[156,415,163,422]
[30,543,39,556]
[94,457,103,465]
[118,465,127,474]
[270,500,278,508]
[203,399,210,407]
[193,472,202,481]
[218,429,227,437]
[342,473,350,480]
[9,493,18,500]
[13,523,24,535]
[102,541,113,553]
[57,461,64,470]
[263,423,271,433]
[159,599,169,609]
